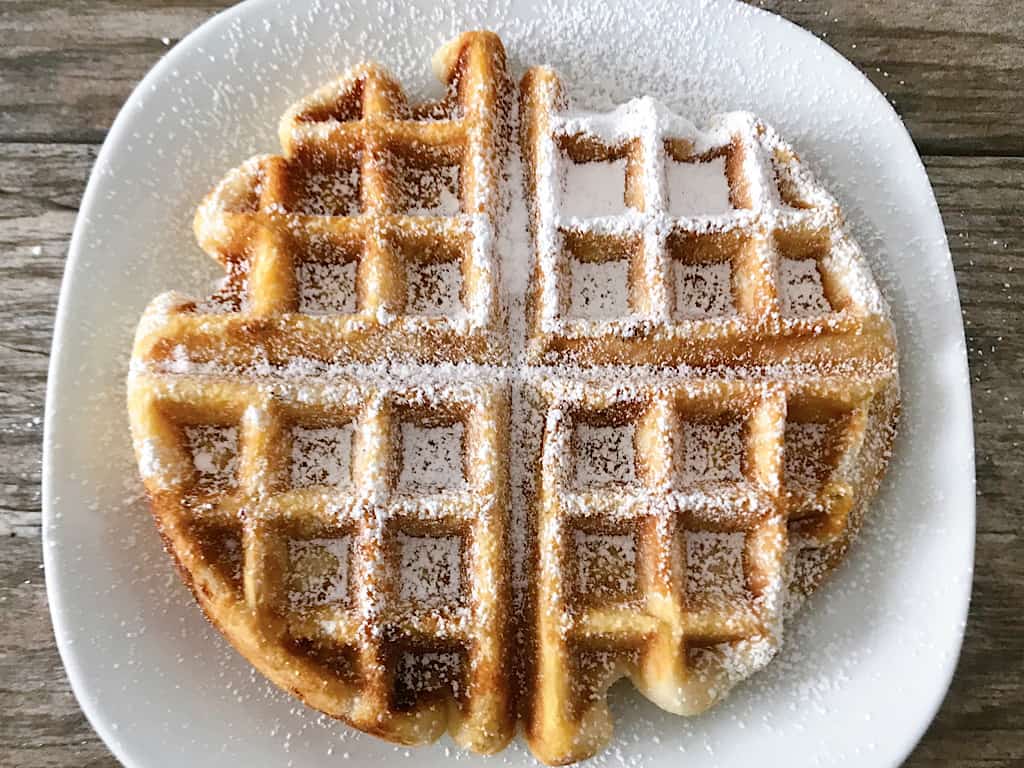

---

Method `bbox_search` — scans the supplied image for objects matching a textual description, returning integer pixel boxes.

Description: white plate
[43,1,974,766]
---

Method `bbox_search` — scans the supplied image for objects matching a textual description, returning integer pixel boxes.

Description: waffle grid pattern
[517,65,899,764]
[131,372,512,750]
[525,373,891,763]
[128,36,899,767]
[129,32,516,754]
[520,67,890,366]
[139,32,511,368]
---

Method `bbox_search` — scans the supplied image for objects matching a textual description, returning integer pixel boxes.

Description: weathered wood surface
[1,2,1021,766]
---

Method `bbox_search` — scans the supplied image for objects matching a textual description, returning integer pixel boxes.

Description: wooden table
[2,2,1020,765]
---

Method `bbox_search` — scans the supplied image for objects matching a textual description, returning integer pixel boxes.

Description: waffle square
[522,371,897,763]
[134,33,511,370]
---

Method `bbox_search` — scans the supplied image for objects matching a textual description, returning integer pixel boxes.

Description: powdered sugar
[680,419,745,484]
[136,437,168,483]
[778,258,832,318]
[295,166,361,216]
[398,422,465,492]
[569,258,631,319]
[672,260,734,319]
[574,422,636,487]
[297,261,358,315]
[287,537,351,607]
[397,651,462,698]
[401,164,461,216]
[561,159,628,218]
[666,156,732,217]
[398,533,462,605]
[574,531,638,599]
[406,260,462,317]
[184,425,239,490]
[784,422,829,494]
[685,531,749,606]
[291,425,354,487]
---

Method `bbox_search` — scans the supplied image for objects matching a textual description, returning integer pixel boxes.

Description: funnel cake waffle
[519,67,898,764]
[128,32,515,754]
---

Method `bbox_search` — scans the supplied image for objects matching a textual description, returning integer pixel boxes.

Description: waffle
[136,30,511,368]
[520,67,895,368]
[128,32,516,754]
[519,66,899,764]
[127,31,900,765]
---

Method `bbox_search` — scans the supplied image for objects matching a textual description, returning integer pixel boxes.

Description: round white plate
[43,1,974,766]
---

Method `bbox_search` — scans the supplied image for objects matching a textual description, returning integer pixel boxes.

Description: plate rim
[41,1,976,767]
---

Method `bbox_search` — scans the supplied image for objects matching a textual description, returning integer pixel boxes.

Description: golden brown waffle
[520,67,896,368]
[522,371,898,764]
[519,66,899,764]
[128,32,516,754]
[127,33,900,766]
[135,31,511,368]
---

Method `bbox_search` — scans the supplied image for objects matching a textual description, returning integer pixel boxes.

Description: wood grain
[757,0,1024,156]
[1,0,1022,153]
[1,1,1021,766]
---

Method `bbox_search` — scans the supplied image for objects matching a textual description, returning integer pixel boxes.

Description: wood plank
[909,533,1024,767]
[925,156,1024,539]
[0,2,1022,154]
[0,537,119,767]
[0,144,1020,764]
[0,1,222,144]
[760,0,1024,156]
[0,145,90,537]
